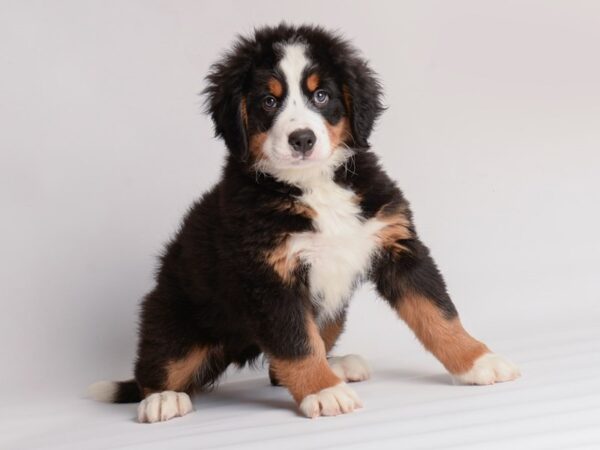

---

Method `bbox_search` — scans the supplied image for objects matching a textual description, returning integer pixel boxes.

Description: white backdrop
[1,0,600,438]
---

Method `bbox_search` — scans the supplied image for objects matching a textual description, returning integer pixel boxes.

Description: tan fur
[270,318,342,403]
[249,131,267,160]
[265,200,316,282]
[142,387,154,398]
[165,347,208,392]
[306,73,320,92]
[342,85,352,116]
[265,235,299,284]
[375,205,412,254]
[268,77,283,97]
[240,97,248,129]
[326,117,351,150]
[320,317,346,353]
[396,294,489,374]
[276,199,317,219]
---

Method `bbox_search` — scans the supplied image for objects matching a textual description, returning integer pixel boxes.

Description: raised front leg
[372,239,520,384]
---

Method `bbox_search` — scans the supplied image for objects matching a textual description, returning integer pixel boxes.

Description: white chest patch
[288,179,387,322]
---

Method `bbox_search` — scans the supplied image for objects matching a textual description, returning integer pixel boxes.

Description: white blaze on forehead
[278,42,310,107]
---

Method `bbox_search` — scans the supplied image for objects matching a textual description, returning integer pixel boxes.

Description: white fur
[455,352,521,385]
[137,391,193,423]
[257,44,383,319]
[329,354,372,382]
[287,178,387,322]
[260,43,335,170]
[87,380,117,403]
[299,382,362,418]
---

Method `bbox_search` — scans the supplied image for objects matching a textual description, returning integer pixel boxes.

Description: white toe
[299,383,363,418]
[455,353,521,385]
[137,391,193,423]
[329,354,371,382]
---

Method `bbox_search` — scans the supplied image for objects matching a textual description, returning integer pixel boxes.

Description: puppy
[89,24,520,422]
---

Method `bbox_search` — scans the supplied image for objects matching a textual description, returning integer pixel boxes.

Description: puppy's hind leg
[135,344,229,423]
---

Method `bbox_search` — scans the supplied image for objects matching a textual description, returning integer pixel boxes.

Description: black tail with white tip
[88,379,141,403]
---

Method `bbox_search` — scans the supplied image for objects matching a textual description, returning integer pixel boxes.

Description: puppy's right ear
[203,39,253,161]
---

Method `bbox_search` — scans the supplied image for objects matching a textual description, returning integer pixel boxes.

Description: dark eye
[313,89,329,105]
[263,95,278,111]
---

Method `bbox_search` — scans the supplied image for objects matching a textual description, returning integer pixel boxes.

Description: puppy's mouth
[276,150,330,167]
[290,152,316,162]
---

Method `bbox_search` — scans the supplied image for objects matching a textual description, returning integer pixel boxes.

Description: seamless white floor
[2,1,600,449]
[3,317,600,449]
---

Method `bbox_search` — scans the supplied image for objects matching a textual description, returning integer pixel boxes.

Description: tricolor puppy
[89,24,520,422]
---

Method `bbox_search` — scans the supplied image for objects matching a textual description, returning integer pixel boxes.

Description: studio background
[2,1,599,448]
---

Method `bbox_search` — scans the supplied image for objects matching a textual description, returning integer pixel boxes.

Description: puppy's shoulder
[337,151,411,220]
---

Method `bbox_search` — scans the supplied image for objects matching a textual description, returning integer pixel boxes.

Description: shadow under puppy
[89,23,520,422]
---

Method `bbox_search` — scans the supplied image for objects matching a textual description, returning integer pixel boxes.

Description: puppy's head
[203,24,383,180]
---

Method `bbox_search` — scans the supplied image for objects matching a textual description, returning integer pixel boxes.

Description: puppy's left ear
[341,56,384,149]
[203,43,253,161]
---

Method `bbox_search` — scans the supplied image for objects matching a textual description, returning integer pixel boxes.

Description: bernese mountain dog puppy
[89,24,520,421]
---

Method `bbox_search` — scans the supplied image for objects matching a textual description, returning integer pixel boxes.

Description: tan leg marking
[397,294,489,375]
[270,318,342,404]
[165,347,208,392]
[320,317,346,353]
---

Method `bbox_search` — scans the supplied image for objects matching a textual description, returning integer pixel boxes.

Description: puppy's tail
[87,379,141,404]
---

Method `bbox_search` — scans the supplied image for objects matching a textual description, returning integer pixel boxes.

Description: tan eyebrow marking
[306,73,320,92]
[268,77,283,97]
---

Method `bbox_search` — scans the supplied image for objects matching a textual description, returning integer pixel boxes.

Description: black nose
[288,129,316,155]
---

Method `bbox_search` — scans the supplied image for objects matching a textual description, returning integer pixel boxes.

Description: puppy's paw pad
[137,391,193,423]
[299,383,363,418]
[329,354,371,382]
[455,353,521,385]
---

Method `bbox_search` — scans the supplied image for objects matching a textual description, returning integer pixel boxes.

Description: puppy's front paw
[455,353,521,385]
[299,383,363,418]
[137,391,193,423]
[328,354,371,382]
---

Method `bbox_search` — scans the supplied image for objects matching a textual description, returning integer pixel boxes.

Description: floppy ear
[203,43,253,161]
[341,57,384,149]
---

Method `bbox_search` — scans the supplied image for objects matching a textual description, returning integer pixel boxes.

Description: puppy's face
[204,25,383,182]
[245,43,350,171]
